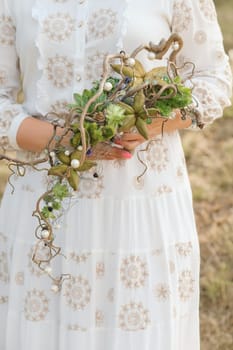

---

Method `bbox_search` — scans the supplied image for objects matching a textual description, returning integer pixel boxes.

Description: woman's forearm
[16,117,65,152]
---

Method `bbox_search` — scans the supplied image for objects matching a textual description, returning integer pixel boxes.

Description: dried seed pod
[57,152,70,165]
[136,117,149,140]
[133,90,146,113]
[116,101,134,115]
[119,114,136,132]
[48,164,68,177]
[67,168,80,191]
[71,150,82,161]
[111,64,135,78]
[77,160,97,172]
[134,59,146,77]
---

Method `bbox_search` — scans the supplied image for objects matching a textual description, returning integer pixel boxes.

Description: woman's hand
[114,110,192,151]
[86,142,132,160]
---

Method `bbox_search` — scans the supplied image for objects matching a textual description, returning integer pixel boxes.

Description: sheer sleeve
[171,0,232,128]
[0,0,29,151]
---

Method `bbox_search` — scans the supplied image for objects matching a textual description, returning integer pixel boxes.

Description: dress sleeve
[171,0,232,128]
[0,1,29,151]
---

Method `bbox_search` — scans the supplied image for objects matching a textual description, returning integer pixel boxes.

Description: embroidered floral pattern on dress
[42,13,76,42]
[88,9,118,40]
[172,1,193,33]
[96,309,105,327]
[178,270,195,301]
[0,251,8,282]
[0,15,15,46]
[198,0,217,22]
[50,100,70,115]
[154,185,173,196]
[194,30,207,44]
[118,302,150,331]
[193,81,222,122]
[69,251,91,264]
[64,275,91,310]
[15,272,24,285]
[85,51,108,81]
[175,242,193,256]
[153,283,171,301]
[120,255,149,289]
[113,159,127,169]
[96,261,105,278]
[24,289,49,321]
[145,140,169,173]
[46,55,74,88]
[0,109,18,132]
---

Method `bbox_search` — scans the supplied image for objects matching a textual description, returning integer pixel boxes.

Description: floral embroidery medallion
[43,13,76,42]
[88,9,118,40]
[172,1,193,33]
[175,241,193,257]
[46,55,74,88]
[85,51,108,82]
[0,15,15,45]
[64,275,91,310]
[153,283,171,301]
[24,289,49,321]
[145,140,169,172]
[178,270,195,301]
[120,255,149,288]
[198,0,217,22]
[118,302,150,331]
[154,185,173,196]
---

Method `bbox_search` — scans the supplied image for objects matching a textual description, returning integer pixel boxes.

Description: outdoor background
[0,1,232,349]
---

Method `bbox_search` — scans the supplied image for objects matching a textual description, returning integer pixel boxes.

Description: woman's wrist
[16,117,70,153]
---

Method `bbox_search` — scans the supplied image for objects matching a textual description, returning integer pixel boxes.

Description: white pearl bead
[71,159,80,169]
[64,150,70,156]
[126,58,135,67]
[104,82,113,92]
[41,229,50,239]
[77,145,83,151]
[44,266,52,274]
[173,42,179,51]
[51,284,59,293]
[49,151,55,157]
[148,52,156,60]
[48,202,53,208]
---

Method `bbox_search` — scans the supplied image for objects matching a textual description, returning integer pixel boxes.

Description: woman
[0,0,231,349]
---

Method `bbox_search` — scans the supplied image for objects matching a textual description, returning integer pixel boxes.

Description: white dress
[0,1,232,350]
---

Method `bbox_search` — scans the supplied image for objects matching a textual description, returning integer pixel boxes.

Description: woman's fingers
[87,143,132,160]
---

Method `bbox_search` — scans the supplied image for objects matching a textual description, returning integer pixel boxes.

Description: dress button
[76,75,82,82]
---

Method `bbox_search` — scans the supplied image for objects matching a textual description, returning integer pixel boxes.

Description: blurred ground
[0,1,233,349]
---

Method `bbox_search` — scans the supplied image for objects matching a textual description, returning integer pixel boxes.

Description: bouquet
[0,34,195,291]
